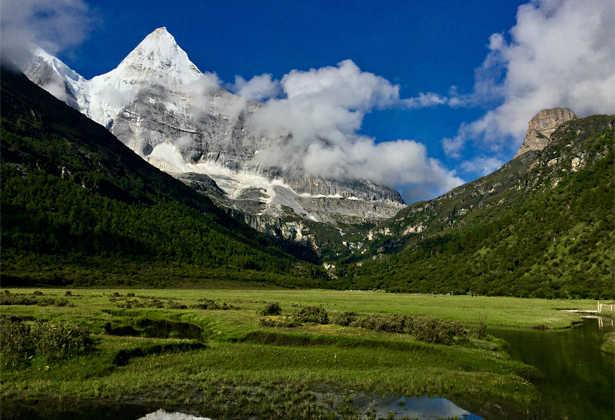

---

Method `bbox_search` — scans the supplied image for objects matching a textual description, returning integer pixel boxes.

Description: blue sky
[71,0,524,171]
[3,0,613,202]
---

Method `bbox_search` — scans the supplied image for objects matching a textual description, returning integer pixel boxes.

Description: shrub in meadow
[293,305,329,324]
[259,317,298,328]
[0,315,33,364]
[332,311,357,326]
[354,313,468,345]
[55,298,69,307]
[167,301,188,310]
[259,302,282,316]
[1,293,39,305]
[36,298,57,307]
[31,321,94,360]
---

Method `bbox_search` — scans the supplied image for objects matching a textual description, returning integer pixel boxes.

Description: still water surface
[489,317,614,420]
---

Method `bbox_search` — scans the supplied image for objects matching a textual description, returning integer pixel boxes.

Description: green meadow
[0,287,598,419]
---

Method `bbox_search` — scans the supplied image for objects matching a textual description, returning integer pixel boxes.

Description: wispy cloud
[0,0,93,63]
[460,156,504,176]
[401,92,449,109]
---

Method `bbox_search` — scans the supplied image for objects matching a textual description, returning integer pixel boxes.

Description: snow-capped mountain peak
[112,27,202,86]
[18,28,406,255]
[29,45,85,86]
[83,28,206,133]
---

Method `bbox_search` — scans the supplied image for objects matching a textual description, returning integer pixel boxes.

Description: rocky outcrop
[174,172,227,197]
[284,176,403,204]
[514,108,577,158]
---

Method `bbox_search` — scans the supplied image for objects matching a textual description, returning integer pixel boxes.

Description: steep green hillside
[334,115,614,299]
[0,66,325,288]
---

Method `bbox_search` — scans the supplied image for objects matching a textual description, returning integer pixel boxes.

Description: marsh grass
[0,287,592,418]
[1,315,94,365]
[602,332,615,354]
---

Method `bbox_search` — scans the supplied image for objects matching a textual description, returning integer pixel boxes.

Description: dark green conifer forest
[1,67,324,288]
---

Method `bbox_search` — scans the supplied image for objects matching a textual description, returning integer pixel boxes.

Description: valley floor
[0,288,601,419]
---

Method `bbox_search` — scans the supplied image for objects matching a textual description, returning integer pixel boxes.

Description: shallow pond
[351,394,482,419]
[489,317,614,420]
[4,396,482,420]
[136,401,481,420]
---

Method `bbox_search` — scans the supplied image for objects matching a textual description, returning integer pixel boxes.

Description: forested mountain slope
[334,114,614,299]
[20,29,406,259]
[1,66,325,288]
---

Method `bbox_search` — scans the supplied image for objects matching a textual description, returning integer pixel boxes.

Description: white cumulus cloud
[245,60,463,200]
[229,73,282,101]
[444,0,615,158]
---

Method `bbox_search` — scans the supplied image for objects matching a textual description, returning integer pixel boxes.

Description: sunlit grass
[1,287,592,418]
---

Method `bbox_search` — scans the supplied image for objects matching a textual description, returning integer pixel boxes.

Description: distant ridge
[333,112,614,299]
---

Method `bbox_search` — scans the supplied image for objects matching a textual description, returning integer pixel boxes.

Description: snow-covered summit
[104,27,202,88]
[85,28,206,131]
[29,45,86,87]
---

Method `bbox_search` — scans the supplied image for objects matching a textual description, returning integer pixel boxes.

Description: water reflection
[489,317,615,420]
[367,395,482,419]
[138,396,481,420]
[104,319,206,341]
[139,409,212,420]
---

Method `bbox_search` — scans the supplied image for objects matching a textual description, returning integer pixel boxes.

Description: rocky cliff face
[514,107,577,158]
[18,28,405,259]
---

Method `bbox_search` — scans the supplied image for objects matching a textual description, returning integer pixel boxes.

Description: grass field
[0,287,598,419]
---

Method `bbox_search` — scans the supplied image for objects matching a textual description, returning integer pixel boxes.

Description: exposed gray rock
[514,108,577,158]
[174,172,226,197]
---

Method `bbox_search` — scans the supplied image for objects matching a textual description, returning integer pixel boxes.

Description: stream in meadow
[6,317,612,419]
[489,316,614,420]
